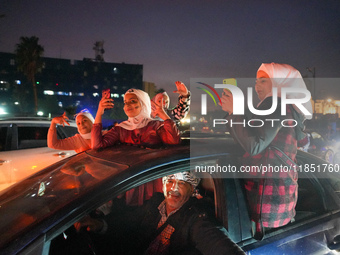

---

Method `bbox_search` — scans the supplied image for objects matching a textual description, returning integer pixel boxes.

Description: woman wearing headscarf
[48,109,95,153]
[151,81,191,125]
[92,88,181,149]
[92,88,181,206]
[221,63,312,238]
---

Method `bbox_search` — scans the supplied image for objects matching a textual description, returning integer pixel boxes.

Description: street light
[307,67,316,118]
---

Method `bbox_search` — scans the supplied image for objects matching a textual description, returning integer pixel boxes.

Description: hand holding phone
[101,89,113,112]
[222,78,237,94]
[222,88,232,97]
[102,89,111,99]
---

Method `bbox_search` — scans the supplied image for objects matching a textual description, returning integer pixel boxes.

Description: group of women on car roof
[48,80,190,153]
[48,81,189,205]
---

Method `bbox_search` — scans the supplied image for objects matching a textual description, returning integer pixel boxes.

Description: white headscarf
[257,63,313,120]
[118,88,153,130]
[75,110,95,139]
[152,92,170,109]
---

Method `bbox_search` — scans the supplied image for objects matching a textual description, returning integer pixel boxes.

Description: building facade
[0,52,143,117]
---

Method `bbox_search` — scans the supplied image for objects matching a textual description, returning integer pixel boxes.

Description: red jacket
[92,119,181,149]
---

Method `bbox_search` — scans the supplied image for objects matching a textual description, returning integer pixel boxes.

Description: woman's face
[124,94,142,117]
[154,93,170,109]
[255,70,272,101]
[76,115,93,135]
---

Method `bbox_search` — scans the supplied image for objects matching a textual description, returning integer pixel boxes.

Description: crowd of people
[46,63,311,254]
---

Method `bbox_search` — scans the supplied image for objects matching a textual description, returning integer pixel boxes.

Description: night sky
[1,0,339,103]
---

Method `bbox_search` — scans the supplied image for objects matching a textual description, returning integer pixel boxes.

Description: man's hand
[51,112,70,126]
[173,81,189,97]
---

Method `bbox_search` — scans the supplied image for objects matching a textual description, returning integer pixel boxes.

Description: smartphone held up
[102,88,111,99]
[222,78,237,97]
[102,88,112,111]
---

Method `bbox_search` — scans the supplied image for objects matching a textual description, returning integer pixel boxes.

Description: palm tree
[15,36,44,114]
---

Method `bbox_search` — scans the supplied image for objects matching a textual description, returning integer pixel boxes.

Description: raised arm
[226,97,284,156]
[171,81,191,121]
[48,113,76,150]
[92,95,115,149]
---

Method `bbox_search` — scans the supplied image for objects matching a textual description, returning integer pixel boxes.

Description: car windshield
[0,152,129,248]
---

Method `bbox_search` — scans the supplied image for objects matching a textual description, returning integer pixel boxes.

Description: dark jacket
[106,193,245,255]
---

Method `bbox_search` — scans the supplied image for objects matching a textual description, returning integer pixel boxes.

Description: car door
[221,174,340,254]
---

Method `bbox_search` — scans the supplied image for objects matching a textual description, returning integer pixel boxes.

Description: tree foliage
[15,36,44,114]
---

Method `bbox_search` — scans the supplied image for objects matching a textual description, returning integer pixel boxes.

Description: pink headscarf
[257,63,313,120]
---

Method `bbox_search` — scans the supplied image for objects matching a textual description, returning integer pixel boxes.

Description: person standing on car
[92,88,180,149]
[151,81,190,126]
[221,63,312,239]
[48,109,95,153]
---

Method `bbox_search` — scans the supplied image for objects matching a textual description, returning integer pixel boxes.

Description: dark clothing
[227,97,301,228]
[105,193,245,255]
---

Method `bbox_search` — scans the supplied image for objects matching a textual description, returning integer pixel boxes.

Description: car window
[57,125,78,139]
[327,178,340,198]
[0,127,7,151]
[17,126,48,149]
[48,175,218,255]
[293,177,326,221]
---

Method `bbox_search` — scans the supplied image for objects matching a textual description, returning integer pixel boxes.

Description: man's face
[163,178,193,214]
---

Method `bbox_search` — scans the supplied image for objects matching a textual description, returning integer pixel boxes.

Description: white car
[0,117,78,190]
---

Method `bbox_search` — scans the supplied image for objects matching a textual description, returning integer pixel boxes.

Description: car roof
[0,116,77,126]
